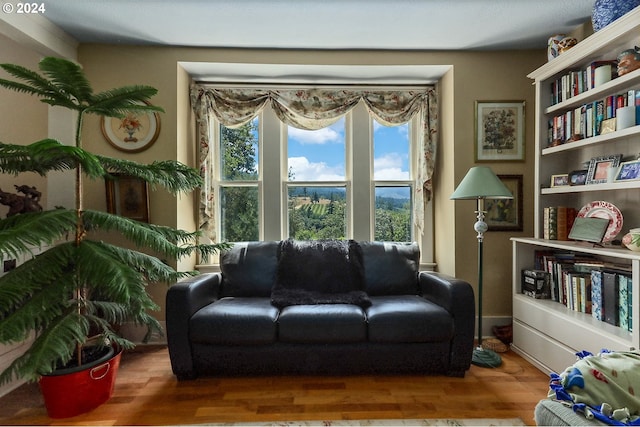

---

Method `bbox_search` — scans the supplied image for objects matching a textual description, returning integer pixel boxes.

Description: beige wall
[74,45,545,321]
[0,31,548,323]
[0,33,48,215]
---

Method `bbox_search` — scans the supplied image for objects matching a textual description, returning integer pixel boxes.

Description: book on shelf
[521,269,551,299]
[550,60,617,106]
[532,250,632,330]
[546,89,637,147]
[543,207,576,241]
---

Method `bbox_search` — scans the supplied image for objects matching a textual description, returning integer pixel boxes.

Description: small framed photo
[105,173,149,222]
[474,100,525,162]
[586,154,622,184]
[485,174,523,231]
[569,170,588,186]
[101,102,161,153]
[550,174,569,187]
[615,159,640,182]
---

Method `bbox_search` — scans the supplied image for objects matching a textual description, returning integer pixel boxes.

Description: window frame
[209,95,423,246]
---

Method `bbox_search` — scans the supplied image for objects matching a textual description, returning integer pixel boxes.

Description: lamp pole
[471,197,501,367]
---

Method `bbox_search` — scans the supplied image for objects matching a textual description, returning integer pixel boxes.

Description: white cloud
[374,153,409,180]
[288,125,343,145]
[288,156,344,181]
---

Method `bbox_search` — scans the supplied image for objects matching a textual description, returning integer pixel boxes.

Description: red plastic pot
[39,347,121,418]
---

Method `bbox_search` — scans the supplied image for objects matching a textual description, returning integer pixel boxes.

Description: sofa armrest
[418,271,475,376]
[166,273,222,379]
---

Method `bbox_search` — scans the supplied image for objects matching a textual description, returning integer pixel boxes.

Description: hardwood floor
[0,345,550,426]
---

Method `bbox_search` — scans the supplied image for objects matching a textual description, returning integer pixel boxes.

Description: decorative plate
[577,201,623,242]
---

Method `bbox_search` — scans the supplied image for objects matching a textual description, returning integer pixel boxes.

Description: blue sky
[287,118,409,181]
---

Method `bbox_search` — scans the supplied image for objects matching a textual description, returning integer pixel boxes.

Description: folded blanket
[271,239,370,309]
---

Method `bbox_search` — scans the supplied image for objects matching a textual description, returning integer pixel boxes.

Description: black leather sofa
[166,240,475,379]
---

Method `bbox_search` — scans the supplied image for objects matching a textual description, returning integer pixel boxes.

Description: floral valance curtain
[190,85,438,241]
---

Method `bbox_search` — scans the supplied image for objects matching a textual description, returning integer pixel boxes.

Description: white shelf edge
[514,294,634,345]
[541,180,640,194]
[511,237,640,260]
[528,7,640,82]
[542,125,640,155]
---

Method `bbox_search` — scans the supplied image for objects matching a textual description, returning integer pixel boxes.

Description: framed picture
[550,174,569,187]
[586,154,622,184]
[615,159,640,182]
[105,173,149,222]
[569,170,588,186]
[485,174,523,231]
[474,100,525,162]
[101,102,160,153]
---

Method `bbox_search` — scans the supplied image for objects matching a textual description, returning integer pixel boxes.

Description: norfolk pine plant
[0,56,227,384]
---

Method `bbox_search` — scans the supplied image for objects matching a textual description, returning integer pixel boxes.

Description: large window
[212,102,417,243]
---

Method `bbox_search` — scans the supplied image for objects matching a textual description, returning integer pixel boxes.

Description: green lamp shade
[450,166,513,200]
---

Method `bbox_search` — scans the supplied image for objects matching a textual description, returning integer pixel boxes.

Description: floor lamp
[450,166,513,368]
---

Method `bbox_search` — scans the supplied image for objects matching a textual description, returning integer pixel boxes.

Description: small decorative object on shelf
[615,159,640,181]
[548,34,566,61]
[569,170,588,186]
[585,154,622,184]
[592,0,640,31]
[617,46,640,76]
[558,37,578,55]
[622,228,640,251]
[550,174,569,187]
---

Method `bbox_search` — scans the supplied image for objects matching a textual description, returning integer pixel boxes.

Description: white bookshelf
[512,8,640,374]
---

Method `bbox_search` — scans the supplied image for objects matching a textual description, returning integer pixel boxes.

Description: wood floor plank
[0,345,550,425]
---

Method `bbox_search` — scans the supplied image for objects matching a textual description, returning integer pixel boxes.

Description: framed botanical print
[485,174,523,231]
[475,101,525,162]
[105,173,149,222]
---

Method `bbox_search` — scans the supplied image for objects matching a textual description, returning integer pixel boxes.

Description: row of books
[546,89,640,147]
[530,250,633,331]
[543,206,577,241]
[549,60,617,106]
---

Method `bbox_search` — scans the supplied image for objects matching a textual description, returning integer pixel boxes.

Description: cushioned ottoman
[535,399,605,426]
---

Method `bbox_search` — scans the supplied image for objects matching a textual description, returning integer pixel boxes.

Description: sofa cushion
[359,241,420,296]
[189,297,279,345]
[366,295,453,343]
[271,239,369,308]
[278,304,367,343]
[220,241,279,297]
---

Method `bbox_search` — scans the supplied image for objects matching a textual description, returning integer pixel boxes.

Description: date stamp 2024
[2,2,46,14]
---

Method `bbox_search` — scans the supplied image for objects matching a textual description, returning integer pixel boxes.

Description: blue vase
[592,0,640,31]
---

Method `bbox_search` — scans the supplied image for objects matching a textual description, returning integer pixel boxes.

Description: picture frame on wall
[485,174,523,231]
[474,100,525,162]
[101,101,161,153]
[105,173,150,222]
[585,154,622,184]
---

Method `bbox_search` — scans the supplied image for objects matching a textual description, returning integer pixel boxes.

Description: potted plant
[0,57,227,418]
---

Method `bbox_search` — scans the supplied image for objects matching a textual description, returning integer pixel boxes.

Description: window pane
[287,118,345,181]
[220,118,259,181]
[220,186,259,241]
[374,186,411,241]
[288,186,346,239]
[373,120,409,180]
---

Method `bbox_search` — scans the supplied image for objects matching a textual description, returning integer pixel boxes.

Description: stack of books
[533,250,632,331]
[543,206,577,240]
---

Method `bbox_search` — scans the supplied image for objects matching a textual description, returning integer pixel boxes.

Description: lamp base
[471,346,502,368]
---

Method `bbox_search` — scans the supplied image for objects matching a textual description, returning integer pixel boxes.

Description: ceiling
[39,0,595,84]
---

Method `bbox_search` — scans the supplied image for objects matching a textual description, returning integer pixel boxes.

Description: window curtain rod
[196,81,435,91]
